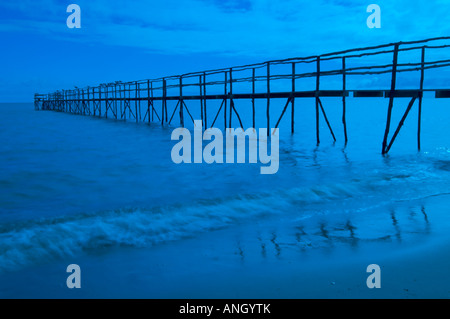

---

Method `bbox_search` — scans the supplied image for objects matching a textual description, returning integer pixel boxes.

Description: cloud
[1,0,449,59]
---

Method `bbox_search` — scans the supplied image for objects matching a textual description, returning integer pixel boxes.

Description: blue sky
[1,0,449,102]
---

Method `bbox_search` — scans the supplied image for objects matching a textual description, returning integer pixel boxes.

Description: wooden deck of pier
[34,37,450,154]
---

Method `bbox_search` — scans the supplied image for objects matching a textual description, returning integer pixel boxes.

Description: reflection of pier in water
[35,37,450,154]
[233,205,431,260]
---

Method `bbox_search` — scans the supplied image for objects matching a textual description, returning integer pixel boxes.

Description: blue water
[0,98,449,298]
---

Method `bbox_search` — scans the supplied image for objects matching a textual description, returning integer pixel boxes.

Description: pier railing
[35,36,450,154]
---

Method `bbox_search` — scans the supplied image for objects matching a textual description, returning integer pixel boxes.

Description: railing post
[266,62,270,136]
[179,76,184,127]
[162,78,166,125]
[136,82,139,122]
[147,80,151,123]
[105,86,109,118]
[224,71,227,130]
[199,75,203,126]
[252,68,255,129]
[315,56,320,145]
[342,57,348,144]
[99,86,102,117]
[120,83,124,119]
[229,68,233,129]
[86,88,89,115]
[151,81,154,122]
[382,43,399,154]
[418,46,425,151]
[82,89,86,115]
[203,72,207,128]
[291,62,295,134]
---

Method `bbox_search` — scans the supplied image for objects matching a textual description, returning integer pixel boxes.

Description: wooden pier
[34,37,450,154]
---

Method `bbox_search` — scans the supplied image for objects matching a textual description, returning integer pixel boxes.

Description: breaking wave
[1,165,448,272]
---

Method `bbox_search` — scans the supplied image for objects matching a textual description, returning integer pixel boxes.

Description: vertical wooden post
[99,86,102,117]
[139,82,142,121]
[87,87,90,115]
[291,62,295,134]
[162,79,166,125]
[139,83,142,121]
[124,84,127,119]
[112,85,115,119]
[342,57,348,145]
[125,84,128,119]
[224,71,227,130]
[74,90,76,113]
[315,56,321,145]
[92,88,96,116]
[123,84,127,120]
[135,82,139,123]
[78,89,81,114]
[199,75,203,125]
[179,76,184,127]
[120,84,123,119]
[418,47,425,151]
[267,62,270,136]
[124,84,126,118]
[382,43,399,154]
[203,72,207,128]
[74,90,77,113]
[229,68,233,128]
[120,84,124,119]
[105,86,109,118]
[119,84,123,119]
[165,81,168,122]
[129,84,132,120]
[147,80,151,123]
[252,68,256,129]
[82,89,86,115]
[150,81,154,122]
[116,84,120,119]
